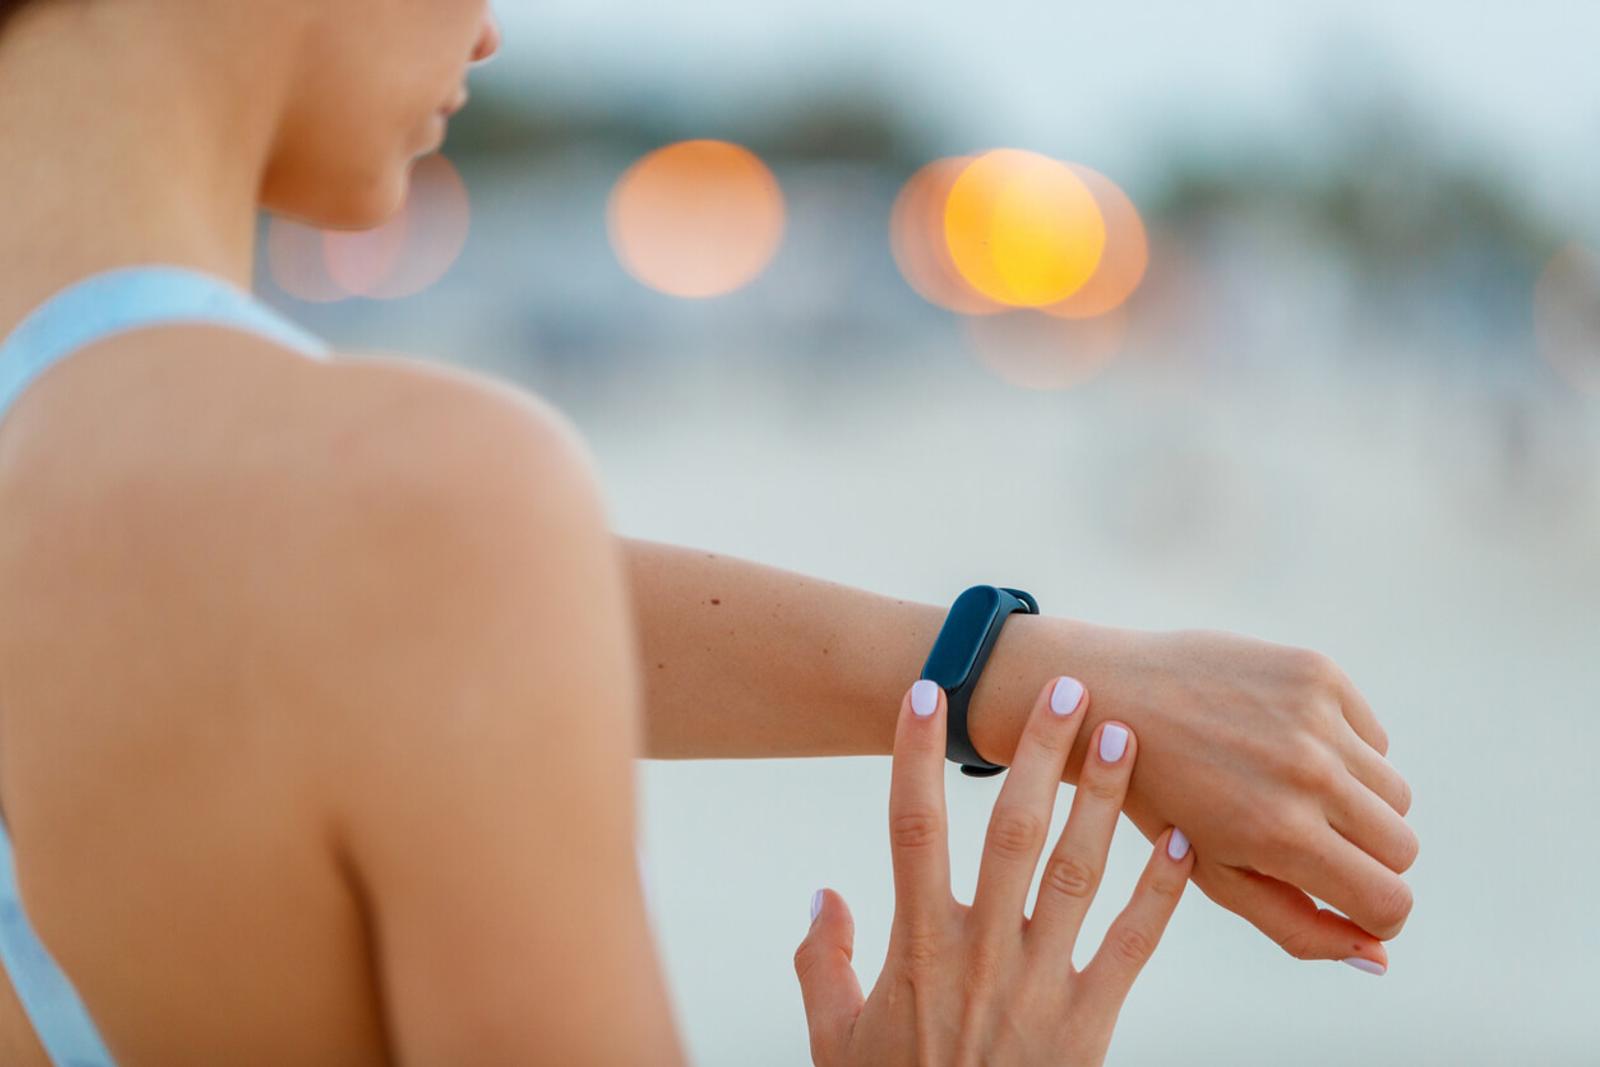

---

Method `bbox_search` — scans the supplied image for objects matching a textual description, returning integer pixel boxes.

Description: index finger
[888,679,954,931]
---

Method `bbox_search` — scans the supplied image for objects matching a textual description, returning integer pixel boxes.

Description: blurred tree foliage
[444,78,936,170]
[1145,84,1569,349]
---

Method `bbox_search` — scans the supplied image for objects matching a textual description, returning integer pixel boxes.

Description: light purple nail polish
[1051,676,1084,716]
[810,889,824,922]
[1099,723,1129,762]
[911,679,940,717]
[1167,828,1190,860]
[1342,957,1386,976]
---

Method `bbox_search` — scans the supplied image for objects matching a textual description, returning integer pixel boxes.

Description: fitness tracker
[919,584,1040,777]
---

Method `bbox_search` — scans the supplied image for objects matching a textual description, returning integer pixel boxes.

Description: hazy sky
[494,0,1598,219]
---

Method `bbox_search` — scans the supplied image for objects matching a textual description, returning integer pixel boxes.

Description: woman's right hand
[795,675,1194,1067]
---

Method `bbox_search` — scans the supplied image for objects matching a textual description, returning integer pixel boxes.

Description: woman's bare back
[0,328,421,1065]
[0,314,683,1064]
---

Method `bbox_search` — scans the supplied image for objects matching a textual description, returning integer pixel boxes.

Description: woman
[0,1,1416,1063]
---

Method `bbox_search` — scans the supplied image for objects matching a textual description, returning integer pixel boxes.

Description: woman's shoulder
[309,344,601,500]
[11,319,600,529]
[2,324,612,726]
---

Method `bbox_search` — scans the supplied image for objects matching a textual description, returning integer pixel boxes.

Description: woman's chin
[262,173,407,235]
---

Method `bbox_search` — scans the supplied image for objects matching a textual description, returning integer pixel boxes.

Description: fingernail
[1099,723,1129,763]
[1167,828,1190,860]
[1050,676,1084,716]
[810,889,824,923]
[911,679,940,718]
[1342,957,1386,976]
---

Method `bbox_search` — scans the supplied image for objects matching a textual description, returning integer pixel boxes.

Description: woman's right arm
[301,386,683,1065]
[796,675,1192,1066]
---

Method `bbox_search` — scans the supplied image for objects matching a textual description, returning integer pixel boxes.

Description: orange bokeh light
[890,156,1006,316]
[607,139,786,299]
[325,154,472,300]
[1044,165,1148,319]
[944,149,1106,308]
[266,218,347,304]
[268,154,471,303]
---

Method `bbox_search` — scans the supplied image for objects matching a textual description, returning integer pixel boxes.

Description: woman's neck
[0,1,290,333]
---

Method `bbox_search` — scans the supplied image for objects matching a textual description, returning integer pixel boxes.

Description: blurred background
[256,2,1598,1063]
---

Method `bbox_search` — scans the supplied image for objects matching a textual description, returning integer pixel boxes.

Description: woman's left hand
[973,620,1415,971]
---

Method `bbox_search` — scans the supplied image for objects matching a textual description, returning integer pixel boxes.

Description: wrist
[966,612,1136,782]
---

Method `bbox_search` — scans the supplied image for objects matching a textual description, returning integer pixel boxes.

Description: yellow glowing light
[607,140,786,299]
[944,149,1106,308]
[889,156,1006,316]
[1044,165,1148,319]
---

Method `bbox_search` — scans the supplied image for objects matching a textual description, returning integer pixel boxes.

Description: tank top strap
[0,816,116,1067]
[0,263,330,421]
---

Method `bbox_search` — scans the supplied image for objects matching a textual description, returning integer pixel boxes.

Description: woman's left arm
[622,535,1092,760]
[621,536,1417,970]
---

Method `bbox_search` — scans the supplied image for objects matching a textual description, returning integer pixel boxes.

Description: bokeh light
[963,305,1129,390]
[889,156,1006,316]
[607,139,786,299]
[944,149,1106,308]
[1533,242,1600,395]
[1043,165,1148,319]
[266,218,347,304]
[323,216,411,299]
[267,154,471,303]
[325,154,472,300]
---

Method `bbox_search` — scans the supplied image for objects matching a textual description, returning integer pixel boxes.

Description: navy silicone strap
[920,584,1040,777]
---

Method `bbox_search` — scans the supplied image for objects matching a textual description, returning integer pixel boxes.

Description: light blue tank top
[0,263,331,1067]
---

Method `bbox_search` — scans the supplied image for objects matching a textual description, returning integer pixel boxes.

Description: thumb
[793,888,865,1061]
[1202,864,1390,973]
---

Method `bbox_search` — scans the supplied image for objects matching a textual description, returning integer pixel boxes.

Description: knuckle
[899,925,945,975]
[890,811,944,852]
[1291,750,1342,794]
[1394,776,1414,817]
[1079,767,1126,802]
[1026,713,1075,756]
[1274,927,1320,961]
[793,940,823,981]
[1394,826,1420,872]
[1369,879,1414,935]
[1272,734,1334,792]
[964,943,1006,993]
[1107,924,1156,967]
[1292,648,1339,690]
[1146,868,1187,902]
[1256,810,1312,856]
[985,807,1046,862]
[1041,852,1100,901]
